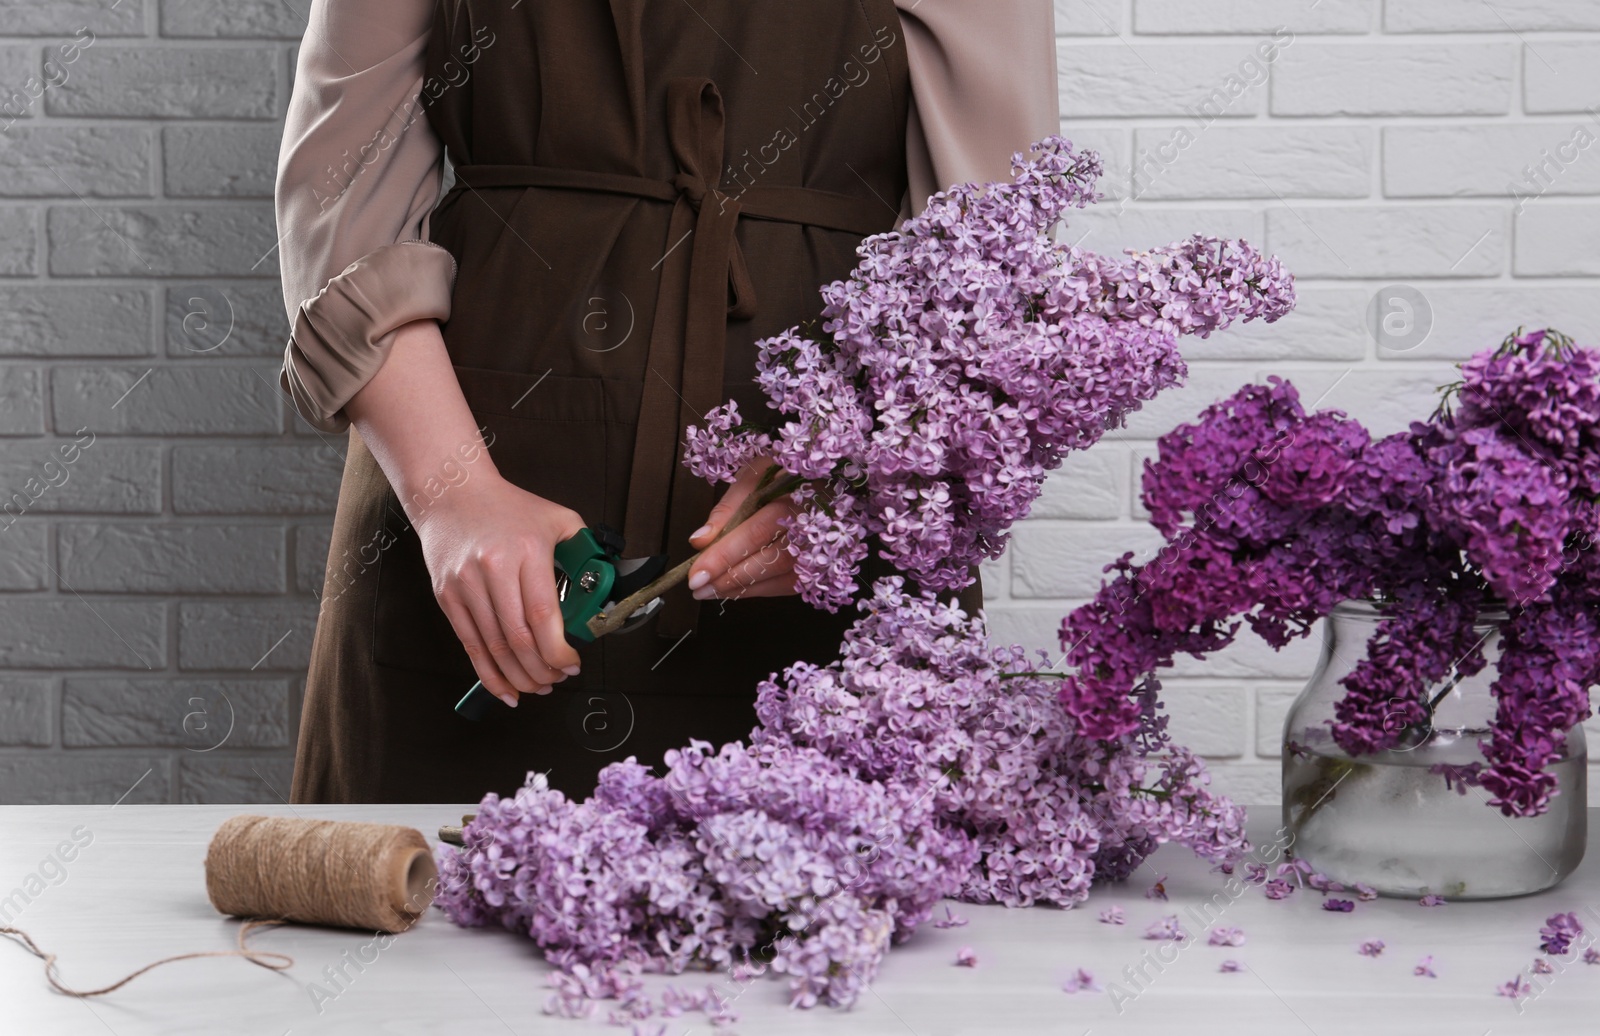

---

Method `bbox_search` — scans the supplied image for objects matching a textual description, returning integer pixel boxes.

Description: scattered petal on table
[1208,926,1246,947]
[1358,940,1386,957]
[1264,879,1294,900]
[1098,905,1125,926]
[1322,899,1355,913]
[1539,911,1583,956]
[1062,968,1101,993]
[955,947,978,968]
[933,905,969,930]
[1419,894,1447,907]
[1219,960,1244,973]
[1145,874,1169,901]
[1144,915,1187,942]
[1414,956,1437,978]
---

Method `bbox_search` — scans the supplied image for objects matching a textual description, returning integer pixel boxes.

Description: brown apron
[290,0,980,804]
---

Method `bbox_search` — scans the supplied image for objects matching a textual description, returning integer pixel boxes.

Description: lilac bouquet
[434,578,1247,1014]
[628,135,1295,622]
[1057,329,1600,818]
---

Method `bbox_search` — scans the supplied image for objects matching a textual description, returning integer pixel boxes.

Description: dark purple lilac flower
[1322,899,1355,913]
[1056,329,1600,819]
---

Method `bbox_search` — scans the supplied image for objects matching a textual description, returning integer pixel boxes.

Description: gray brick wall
[0,0,309,805]
[5,0,1600,805]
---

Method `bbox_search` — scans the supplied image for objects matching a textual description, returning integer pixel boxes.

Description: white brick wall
[1013,0,1600,804]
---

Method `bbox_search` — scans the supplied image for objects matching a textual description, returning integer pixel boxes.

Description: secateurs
[453,524,667,720]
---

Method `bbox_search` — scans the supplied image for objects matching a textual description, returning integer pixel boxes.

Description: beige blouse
[277,0,1061,434]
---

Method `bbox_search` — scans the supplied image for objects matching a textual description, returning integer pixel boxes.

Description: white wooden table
[2,803,1597,1035]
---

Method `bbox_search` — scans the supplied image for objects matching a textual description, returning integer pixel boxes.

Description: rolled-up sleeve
[894,0,1061,217]
[277,0,455,434]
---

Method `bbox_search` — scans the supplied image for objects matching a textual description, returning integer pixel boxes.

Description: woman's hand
[686,458,800,601]
[413,473,588,707]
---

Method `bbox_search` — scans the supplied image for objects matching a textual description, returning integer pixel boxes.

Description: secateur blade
[601,553,670,634]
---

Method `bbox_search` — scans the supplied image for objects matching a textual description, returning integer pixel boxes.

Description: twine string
[0,918,293,998]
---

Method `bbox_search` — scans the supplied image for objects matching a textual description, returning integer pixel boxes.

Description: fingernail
[499,692,519,709]
[690,524,712,541]
[687,569,709,591]
[561,665,581,677]
[692,585,716,600]
[533,684,553,696]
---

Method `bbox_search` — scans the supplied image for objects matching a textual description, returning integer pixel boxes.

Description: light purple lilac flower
[1420,895,1447,907]
[1584,948,1600,965]
[1219,960,1244,973]
[933,906,969,930]
[1322,899,1355,913]
[1145,915,1187,942]
[955,947,978,968]
[1099,905,1126,926]
[1208,926,1245,947]
[685,136,1294,613]
[435,579,1248,1015]
[1263,880,1293,900]
[1145,875,1169,901]
[1498,975,1533,1000]
[1415,956,1437,978]
[1359,941,1385,957]
[1532,958,1555,974]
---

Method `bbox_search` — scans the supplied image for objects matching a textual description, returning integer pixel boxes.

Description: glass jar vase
[1281,599,1587,899]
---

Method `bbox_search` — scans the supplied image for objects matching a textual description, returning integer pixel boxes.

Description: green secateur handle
[453,528,616,721]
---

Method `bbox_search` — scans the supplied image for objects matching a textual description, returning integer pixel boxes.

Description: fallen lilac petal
[1359,940,1385,957]
[1144,915,1187,942]
[1415,956,1437,978]
[1145,875,1169,901]
[1419,895,1448,907]
[1322,898,1355,913]
[1585,948,1600,965]
[1219,960,1244,973]
[1098,905,1126,926]
[1208,926,1246,947]
[955,947,978,968]
[1354,883,1378,902]
[1532,958,1555,974]
[1062,968,1101,993]
[1497,975,1533,999]
[1539,911,1584,956]
[1263,879,1294,900]
[934,905,969,930]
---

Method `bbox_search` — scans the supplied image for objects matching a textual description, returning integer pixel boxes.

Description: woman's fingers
[436,590,524,708]
[519,553,582,675]
[455,569,540,694]
[687,460,776,551]
[690,499,797,598]
[706,568,799,601]
[483,555,560,688]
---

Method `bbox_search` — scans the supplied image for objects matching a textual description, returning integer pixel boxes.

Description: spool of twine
[205,815,437,934]
[3,815,438,998]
